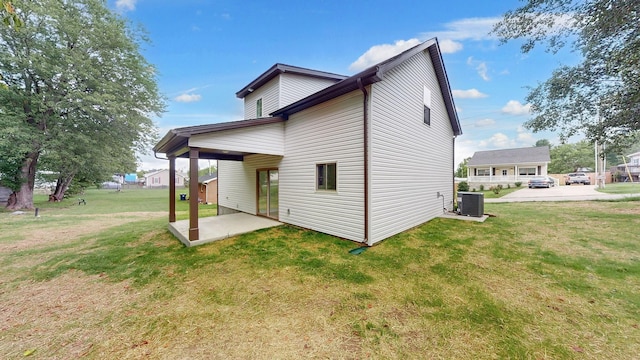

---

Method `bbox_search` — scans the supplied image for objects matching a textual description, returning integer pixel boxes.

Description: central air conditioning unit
[457,191,484,217]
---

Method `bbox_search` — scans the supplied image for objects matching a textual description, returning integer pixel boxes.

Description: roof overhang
[236,64,348,99]
[153,117,285,160]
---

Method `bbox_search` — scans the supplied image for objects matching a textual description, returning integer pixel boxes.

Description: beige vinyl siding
[279,73,340,108]
[189,122,284,156]
[218,154,282,215]
[279,91,365,242]
[244,77,279,119]
[369,50,455,244]
[242,74,338,120]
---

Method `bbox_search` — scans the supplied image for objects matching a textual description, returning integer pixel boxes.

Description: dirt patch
[0,271,144,359]
[0,212,165,254]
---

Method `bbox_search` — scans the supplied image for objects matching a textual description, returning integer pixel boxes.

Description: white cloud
[116,0,137,11]
[349,38,421,72]
[452,88,488,99]
[478,132,517,149]
[467,56,490,81]
[475,118,495,127]
[476,62,489,81]
[438,39,463,54]
[516,126,536,145]
[423,17,501,42]
[174,93,202,103]
[501,100,532,115]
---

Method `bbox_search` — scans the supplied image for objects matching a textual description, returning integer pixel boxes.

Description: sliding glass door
[257,169,278,219]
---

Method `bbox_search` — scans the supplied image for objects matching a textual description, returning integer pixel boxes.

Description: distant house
[145,169,186,188]
[197,173,217,204]
[154,38,462,246]
[612,151,640,182]
[467,146,551,186]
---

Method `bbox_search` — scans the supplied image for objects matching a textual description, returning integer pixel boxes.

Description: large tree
[494,0,639,151]
[0,0,163,209]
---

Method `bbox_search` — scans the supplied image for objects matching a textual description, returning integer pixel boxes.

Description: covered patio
[153,117,285,246]
[168,213,282,247]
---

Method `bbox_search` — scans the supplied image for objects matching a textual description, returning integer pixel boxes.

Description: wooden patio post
[188,148,199,241]
[169,156,176,223]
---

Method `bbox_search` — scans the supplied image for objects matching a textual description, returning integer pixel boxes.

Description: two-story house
[154,38,462,246]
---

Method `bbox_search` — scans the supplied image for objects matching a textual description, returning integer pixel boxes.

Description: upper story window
[423,86,431,126]
[256,98,263,118]
[317,163,336,191]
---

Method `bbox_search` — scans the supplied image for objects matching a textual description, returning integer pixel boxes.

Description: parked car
[565,172,591,185]
[528,176,556,188]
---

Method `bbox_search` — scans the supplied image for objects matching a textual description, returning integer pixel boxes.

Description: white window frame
[316,163,337,191]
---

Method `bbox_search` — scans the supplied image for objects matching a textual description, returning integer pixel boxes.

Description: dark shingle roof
[198,173,218,183]
[236,64,348,99]
[468,146,551,166]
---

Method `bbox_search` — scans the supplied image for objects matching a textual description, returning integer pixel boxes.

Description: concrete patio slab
[168,213,282,247]
[438,212,489,222]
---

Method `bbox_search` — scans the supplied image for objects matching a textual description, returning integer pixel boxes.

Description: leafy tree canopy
[494,0,640,151]
[0,0,164,208]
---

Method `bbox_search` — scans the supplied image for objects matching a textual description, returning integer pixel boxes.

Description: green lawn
[596,182,640,194]
[0,190,638,359]
[6,188,217,218]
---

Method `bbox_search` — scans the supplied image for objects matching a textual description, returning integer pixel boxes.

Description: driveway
[486,185,638,203]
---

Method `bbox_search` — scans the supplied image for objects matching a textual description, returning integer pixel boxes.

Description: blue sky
[109,0,578,171]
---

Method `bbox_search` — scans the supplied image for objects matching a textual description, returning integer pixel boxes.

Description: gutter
[357,78,370,245]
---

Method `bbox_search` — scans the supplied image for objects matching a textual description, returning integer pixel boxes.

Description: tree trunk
[52,174,75,201]
[6,152,39,210]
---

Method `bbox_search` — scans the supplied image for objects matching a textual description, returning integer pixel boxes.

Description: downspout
[357,78,369,245]
[452,136,456,212]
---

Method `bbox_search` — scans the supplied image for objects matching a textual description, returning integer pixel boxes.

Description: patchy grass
[1,192,639,359]
[596,182,640,194]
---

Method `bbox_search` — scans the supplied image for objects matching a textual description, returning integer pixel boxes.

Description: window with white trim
[519,167,536,176]
[256,98,263,117]
[477,169,490,176]
[423,86,431,126]
[316,163,336,191]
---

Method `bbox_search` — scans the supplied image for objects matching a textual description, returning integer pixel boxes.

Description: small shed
[198,173,217,204]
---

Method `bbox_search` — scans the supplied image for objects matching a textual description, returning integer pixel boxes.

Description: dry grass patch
[0,212,165,253]
[0,271,146,359]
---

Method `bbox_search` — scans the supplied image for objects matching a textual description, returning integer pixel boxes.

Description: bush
[507,184,511,189]
[514,181,522,188]
[490,184,503,194]
[479,184,485,191]
[457,181,469,192]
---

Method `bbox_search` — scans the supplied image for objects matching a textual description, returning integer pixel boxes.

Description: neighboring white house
[467,146,551,186]
[154,38,462,246]
[144,169,187,188]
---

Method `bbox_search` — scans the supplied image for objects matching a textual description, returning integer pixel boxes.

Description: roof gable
[270,38,461,136]
[468,146,551,166]
[236,64,348,99]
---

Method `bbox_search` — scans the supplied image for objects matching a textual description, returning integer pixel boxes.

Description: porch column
[489,166,493,183]
[189,148,200,241]
[169,156,176,223]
